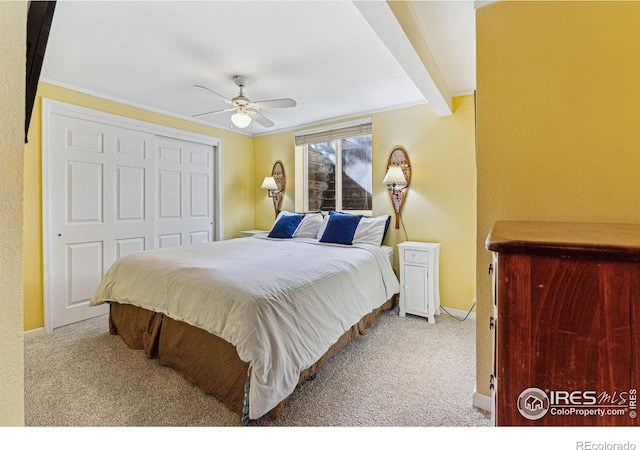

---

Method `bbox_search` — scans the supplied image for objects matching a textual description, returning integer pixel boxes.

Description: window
[296,119,372,214]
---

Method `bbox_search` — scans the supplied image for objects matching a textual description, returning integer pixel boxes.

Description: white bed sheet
[90,236,400,419]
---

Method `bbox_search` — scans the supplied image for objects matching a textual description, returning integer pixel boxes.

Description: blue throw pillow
[319,212,362,245]
[268,214,304,239]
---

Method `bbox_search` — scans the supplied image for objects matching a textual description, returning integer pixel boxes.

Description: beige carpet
[24,307,490,427]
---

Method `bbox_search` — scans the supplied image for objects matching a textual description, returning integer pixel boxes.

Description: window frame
[302,137,373,215]
[295,118,373,216]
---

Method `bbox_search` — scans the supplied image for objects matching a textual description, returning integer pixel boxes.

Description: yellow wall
[475,1,640,398]
[0,1,27,426]
[253,130,297,229]
[24,84,476,331]
[24,82,255,331]
[255,95,478,313]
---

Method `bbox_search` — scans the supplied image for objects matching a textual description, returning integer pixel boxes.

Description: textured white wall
[0,1,27,426]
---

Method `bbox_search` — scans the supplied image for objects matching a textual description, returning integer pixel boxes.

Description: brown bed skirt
[108,296,396,422]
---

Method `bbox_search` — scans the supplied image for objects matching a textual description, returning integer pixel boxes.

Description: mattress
[90,235,400,419]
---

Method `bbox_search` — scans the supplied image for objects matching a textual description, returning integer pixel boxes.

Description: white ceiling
[41,1,476,136]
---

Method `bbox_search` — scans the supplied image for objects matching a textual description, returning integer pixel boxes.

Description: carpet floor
[24,307,490,427]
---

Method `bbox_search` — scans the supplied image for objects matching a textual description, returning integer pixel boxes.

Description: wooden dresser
[486,221,640,426]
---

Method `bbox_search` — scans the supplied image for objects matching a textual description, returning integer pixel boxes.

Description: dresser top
[486,221,640,262]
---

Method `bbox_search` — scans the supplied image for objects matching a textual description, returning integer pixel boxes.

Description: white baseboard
[24,327,45,340]
[473,390,492,413]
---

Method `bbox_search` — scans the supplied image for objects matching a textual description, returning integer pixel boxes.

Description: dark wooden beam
[26,1,56,143]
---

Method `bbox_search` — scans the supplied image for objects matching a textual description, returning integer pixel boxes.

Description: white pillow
[352,215,391,246]
[293,213,324,238]
[316,214,330,240]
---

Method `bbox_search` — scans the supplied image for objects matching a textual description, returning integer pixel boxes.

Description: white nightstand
[240,230,268,237]
[397,241,441,324]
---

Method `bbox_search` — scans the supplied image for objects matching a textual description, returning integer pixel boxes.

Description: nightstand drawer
[404,249,428,265]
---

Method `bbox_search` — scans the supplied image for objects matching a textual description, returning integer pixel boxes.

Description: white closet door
[44,101,219,331]
[47,114,155,328]
[155,136,214,248]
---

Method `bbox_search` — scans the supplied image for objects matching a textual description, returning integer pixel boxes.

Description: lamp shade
[382,165,407,186]
[231,111,252,128]
[261,176,279,190]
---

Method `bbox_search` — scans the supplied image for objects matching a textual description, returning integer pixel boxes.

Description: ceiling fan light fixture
[231,110,252,129]
[193,77,296,129]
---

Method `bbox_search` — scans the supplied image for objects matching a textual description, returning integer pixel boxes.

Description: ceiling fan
[193,75,296,129]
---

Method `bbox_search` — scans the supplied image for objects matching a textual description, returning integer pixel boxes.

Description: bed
[89,211,400,423]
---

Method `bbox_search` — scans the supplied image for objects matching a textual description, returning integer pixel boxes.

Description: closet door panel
[45,103,216,330]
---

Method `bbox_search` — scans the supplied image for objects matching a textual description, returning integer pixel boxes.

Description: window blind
[295,119,372,146]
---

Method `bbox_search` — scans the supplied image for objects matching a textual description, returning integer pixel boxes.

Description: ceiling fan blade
[193,85,233,104]
[192,107,236,118]
[247,110,275,128]
[250,98,297,110]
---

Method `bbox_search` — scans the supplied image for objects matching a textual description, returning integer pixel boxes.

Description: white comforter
[90,236,400,419]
